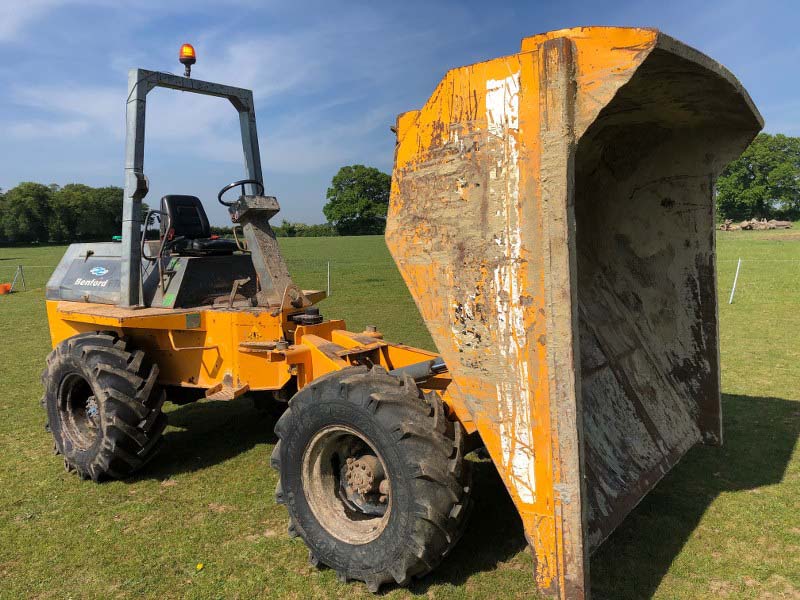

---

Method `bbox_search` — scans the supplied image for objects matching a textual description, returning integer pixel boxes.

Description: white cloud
[0,0,114,42]
[0,0,64,41]
[8,15,402,171]
[13,84,123,136]
[200,36,327,101]
[2,1,476,221]
[259,105,394,173]
[9,21,343,135]
[0,0,232,42]
[7,119,89,138]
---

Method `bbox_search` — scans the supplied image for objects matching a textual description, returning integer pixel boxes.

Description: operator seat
[160,195,238,256]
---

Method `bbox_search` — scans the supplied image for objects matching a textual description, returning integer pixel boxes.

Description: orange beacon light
[179,44,196,78]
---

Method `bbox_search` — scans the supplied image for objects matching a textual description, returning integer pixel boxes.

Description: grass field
[0,233,798,599]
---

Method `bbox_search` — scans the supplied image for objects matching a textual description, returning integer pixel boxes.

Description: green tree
[296,222,337,237]
[0,182,53,242]
[82,186,124,240]
[323,165,391,235]
[49,184,90,242]
[48,184,125,241]
[0,182,142,243]
[717,133,800,221]
[273,221,337,237]
[278,220,298,237]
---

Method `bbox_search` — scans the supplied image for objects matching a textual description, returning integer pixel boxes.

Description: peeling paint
[486,72,536,504]
[386,26,762,599]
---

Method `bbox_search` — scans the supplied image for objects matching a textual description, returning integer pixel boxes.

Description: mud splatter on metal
[388,26,762,598]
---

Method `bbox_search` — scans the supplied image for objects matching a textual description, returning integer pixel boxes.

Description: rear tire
[271,366,472,592]
[42,332,167,481]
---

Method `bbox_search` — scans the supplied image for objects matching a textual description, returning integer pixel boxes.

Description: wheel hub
[301,425,393,544]
[345,455,382,495]
[85,396,99,425]
[339,453,388,517]
[58,373,100,450]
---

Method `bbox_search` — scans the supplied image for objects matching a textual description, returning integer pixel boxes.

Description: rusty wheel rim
[58,373,100,451]
[301,425,392,545]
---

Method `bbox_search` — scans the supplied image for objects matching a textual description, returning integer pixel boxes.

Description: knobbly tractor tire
[41,332,167,481]
[271,366,472,592]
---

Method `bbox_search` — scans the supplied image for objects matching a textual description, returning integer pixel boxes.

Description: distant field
[0,233,798,599]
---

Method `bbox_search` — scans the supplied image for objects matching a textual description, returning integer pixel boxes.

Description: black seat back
[160,195,210,240]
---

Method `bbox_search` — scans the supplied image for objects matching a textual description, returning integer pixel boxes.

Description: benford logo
[74,278,110,288]
[89,266,109,277]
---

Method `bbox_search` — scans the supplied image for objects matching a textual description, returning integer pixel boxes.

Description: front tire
[271,366,472,592]
[42,332,167,481]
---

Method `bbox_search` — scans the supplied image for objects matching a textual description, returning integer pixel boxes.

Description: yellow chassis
[45,298,465,417]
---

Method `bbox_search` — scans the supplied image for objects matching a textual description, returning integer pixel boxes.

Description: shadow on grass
[130,393,530,589]
[129,395,278,482]
[124,392,798,597]
[406,456,529,594]
[397,393,799,596]
[590,393,800,599]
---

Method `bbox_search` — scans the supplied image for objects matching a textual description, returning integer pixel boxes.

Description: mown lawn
[0,233,797,599]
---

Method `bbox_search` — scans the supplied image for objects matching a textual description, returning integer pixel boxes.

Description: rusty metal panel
[387,26,763,598]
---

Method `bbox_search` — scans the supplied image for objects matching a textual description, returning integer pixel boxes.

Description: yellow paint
[44,25,758,599]
[386,25,742,598]
[46,300,445,395]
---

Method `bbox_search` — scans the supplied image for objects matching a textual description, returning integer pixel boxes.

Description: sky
[0,0,797,225]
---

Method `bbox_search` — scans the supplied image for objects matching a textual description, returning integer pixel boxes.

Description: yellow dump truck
[42,27,761,597]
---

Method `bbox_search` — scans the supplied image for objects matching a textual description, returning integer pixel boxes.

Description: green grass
[0,233,798,599]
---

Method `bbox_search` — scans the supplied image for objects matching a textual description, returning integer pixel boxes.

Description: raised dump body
[387,26,762,598]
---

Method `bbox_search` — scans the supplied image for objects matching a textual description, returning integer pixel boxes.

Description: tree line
[0,182,346,243]
[716,133,800,221]
[208,222,339,238]
[0,165,392,243]
[212,165,393,237]
[0,183,129,243]
[2,140,796,243]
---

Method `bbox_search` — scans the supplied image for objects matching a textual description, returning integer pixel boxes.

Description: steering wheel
[218,179,265,206]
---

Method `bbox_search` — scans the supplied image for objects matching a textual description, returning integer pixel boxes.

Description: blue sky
[0,0,796,225]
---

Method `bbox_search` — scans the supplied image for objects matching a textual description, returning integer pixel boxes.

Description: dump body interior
[388,26,762,598]
[574,45,762,551]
